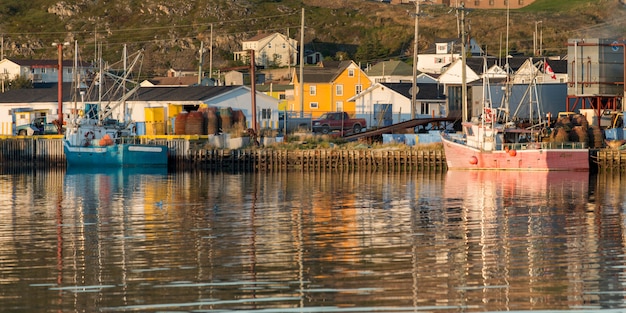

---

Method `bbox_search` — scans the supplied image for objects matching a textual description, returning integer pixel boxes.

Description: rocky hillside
[0,0,624,77]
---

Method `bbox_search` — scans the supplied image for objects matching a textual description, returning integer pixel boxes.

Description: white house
[437,58,481,85]
[0,58,92,84]
[417,38,484,74]
[348,82,446,126]
[234,32,298,68]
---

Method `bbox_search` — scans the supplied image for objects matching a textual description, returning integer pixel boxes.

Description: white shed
[349,82,446,127]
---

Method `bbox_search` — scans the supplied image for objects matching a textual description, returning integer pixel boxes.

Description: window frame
[335,84,343,96]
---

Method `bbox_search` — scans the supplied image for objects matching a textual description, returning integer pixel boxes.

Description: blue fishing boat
[63,49,168,167]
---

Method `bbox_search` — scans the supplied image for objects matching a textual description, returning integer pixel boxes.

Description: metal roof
[0,84,242,103]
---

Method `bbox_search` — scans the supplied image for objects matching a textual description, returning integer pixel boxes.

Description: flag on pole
[544,60,556,80]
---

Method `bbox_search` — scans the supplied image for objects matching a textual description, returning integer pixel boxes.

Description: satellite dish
[409,86,420,96]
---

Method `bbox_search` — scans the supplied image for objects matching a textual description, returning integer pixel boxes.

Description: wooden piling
[0,137,449,172]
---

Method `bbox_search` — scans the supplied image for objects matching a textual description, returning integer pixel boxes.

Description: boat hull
[441,134,590,171]
[64,141,168,167]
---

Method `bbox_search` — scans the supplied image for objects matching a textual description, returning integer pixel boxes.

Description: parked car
[15,117,61,136]
[312,112,366,135]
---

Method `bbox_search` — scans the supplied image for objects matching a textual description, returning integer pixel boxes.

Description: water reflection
[0,169,625,312]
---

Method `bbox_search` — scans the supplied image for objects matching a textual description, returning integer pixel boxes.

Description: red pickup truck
[312,112,366,135]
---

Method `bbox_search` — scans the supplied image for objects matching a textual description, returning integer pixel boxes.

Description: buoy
[469,156,478,165]
[508,150,517,157]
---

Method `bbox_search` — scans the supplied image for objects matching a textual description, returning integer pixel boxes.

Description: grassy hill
[0,0,624,76]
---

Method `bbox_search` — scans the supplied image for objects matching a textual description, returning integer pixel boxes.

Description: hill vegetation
[0,0,624,77]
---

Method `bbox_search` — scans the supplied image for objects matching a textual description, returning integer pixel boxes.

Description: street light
[52,42,69,130]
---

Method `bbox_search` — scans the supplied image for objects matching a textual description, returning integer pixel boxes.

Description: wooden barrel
[219,107,233,132]
[175,112,188,135]
[232,109,246,128]
[206,108,219,135]
[186,111,204,135]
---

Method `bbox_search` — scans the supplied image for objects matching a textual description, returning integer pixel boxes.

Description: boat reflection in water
[444,170,590,206]
[441,170,610,311]
[64,166,168,177]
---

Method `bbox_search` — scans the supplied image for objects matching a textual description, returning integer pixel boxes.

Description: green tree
[3,75,33,90]
[354,36,389,63]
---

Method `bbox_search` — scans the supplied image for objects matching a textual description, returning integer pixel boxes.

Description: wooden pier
[0,137,447,172]
[595,149,626,172]
[181,149,447,172]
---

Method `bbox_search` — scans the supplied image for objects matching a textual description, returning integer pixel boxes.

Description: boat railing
[501,141,588,151]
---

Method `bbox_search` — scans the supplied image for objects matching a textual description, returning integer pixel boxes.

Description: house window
[309,85,316,96]
[41,68,46,74]
[261,108,271,119]
[420,102,429,115]
[268,43,272,48]
[282,43,286,49]
[310,102,319,109]
[518,0,523,4]
[489,0,494,5]
[279,94,286,100]
[348,69,355,77]
[355,84,362,94]
[336,101,343,112]
[474,0,480,5]
[336,84,343,96]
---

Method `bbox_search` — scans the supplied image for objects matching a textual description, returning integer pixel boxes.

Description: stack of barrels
[173,106,247,135]
[550,113,604,148]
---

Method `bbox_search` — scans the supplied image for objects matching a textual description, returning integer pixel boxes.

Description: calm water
[1,167,625,312]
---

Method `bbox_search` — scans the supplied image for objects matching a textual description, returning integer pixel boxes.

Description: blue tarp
[605,128,626,140]
[383,131,442,146]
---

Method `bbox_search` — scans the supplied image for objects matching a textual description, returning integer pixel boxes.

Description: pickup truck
[15,117,61,136]
[312,112,366,135]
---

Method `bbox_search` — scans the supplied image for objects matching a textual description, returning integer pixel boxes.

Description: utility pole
[250,49,258,133]
[53,41,69,130]
[198,41,204,85]
[209,24,213,81]
[299,8,305,118]
[411,0,421,120]
[534,20,542,56]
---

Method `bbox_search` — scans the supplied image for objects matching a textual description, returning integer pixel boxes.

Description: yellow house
[255,83,292,111]
[289,60,372,118]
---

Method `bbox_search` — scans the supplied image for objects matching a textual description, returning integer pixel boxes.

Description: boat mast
[482,55,493,127]
[73,40,78,124]
[98,43,103,124]
[460,3,467,122]
[503,0,510,124]
[123,44,127,124]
